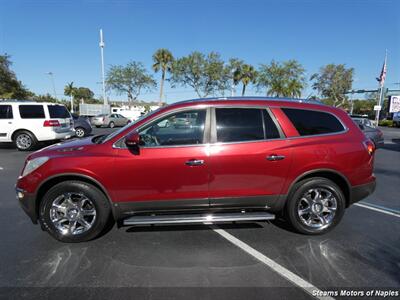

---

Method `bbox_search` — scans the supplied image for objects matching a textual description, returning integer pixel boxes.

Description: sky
[1,0,399,103]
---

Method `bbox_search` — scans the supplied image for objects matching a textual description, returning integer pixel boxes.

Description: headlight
[22,157,49,177]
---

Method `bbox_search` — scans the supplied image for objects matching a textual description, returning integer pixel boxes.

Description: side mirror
[125,131,140,148]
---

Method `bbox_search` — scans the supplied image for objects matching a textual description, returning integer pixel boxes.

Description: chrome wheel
[75,128,85,137]
[297,187,337,230]
[16,133,32,150]
[49,192,97,236]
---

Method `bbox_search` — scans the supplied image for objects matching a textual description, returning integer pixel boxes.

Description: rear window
[19,105,45,119]
[48,105,70,118]
[216,108,280,142]
[0,105,13,119]
[282,108,344,136]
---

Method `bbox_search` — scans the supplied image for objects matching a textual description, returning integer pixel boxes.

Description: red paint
[17,98,376,215]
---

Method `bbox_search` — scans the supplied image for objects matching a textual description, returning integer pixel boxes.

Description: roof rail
[175,96,325,106]
[0,99,37,102]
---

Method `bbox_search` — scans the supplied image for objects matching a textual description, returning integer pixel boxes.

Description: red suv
[16,98,376,242]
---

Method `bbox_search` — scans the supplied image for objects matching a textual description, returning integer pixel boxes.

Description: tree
[233,63,257,96]
[257,60,306,98]
[152,48,174,106]
[0,54,33,99]
[226,58,244,96]
[74,87,94,101]
[106,61,156,103]
[170,51,227,98]
[310,64,354,107]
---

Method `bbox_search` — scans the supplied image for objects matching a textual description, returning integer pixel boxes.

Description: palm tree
[234,64,257,96]
[152,49,174,106]
[64,82,76,112]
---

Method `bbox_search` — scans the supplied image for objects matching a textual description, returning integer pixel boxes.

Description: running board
[123,211,275,226]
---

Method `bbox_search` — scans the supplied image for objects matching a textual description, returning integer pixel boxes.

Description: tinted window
[19,105,45,119]
[216,108,266,142]
[0,105,13,119]
[139,109,206,146]
[48,105,70,118]
[263,110,281,139]
[282,108,344,136]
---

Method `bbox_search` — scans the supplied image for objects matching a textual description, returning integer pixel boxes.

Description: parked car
[16,97,376,242]
[351,117,384,148]
[91,113,130,128]
[71,113,92,138]
[393,112,400,127]
[0,101,74,151]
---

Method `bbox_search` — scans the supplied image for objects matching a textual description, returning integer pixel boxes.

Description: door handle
[266,154,285,161]
[185,159,205,166]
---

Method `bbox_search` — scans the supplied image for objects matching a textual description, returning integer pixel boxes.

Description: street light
[46,72,57,100]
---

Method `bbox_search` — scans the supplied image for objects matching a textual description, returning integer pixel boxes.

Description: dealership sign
[389,95,400,113]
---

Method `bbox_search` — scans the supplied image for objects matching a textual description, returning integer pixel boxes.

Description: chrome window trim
[112,103,349,149]
[113,106,210,149]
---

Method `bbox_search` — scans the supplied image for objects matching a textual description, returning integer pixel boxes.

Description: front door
[112,108,210,211]
[208,107,292,208]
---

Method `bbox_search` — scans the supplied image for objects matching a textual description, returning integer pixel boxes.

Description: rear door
[0,105,14,142]
[47,104,72,133]
[208,107,292,208]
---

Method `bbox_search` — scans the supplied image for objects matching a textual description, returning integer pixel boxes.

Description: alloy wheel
[16,134,32,150]
[297,187,337,230]
[49,192,97,236]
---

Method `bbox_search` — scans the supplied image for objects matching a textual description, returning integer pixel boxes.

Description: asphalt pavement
[0,126,399,300]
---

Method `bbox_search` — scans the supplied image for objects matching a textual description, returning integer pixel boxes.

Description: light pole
[46,72,57,100]
[99,29,107,106]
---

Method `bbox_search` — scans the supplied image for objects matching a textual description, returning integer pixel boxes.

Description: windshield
[99,108,164,144]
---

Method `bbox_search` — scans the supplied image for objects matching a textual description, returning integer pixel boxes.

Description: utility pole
[46,72,57,100]
[99,29,107,106]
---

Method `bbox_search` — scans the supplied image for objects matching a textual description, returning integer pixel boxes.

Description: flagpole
[375,50,387,126]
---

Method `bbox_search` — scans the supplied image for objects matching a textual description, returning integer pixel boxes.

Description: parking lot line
[355,202,400,218]
[212,226,334,300]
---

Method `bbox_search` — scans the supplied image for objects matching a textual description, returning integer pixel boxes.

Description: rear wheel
[14,130,37,151]
[75,127,86,138]
[285,177,345,235]
[109,121,115,128]
[39,181,112,242]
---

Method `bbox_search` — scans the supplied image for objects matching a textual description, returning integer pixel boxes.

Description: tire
[284,177,345,235]
[39,181,112,242]
[109,122,115,128]
[14,130,37,151]
[75,127,86,138]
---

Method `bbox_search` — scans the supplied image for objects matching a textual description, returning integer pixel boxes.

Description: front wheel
[39,181,112,242]
[109,121,115,128]
[284,177,345,235]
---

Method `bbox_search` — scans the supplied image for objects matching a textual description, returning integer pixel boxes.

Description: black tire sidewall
[285,177,346,235]
[14,131,37,151]
[39,181,111,242]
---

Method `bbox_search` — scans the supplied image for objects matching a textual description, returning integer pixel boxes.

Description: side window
[0,105,13,119]
[263,110,281,139]
[138,109,206,147]
[216,108,265,142]
[282,108,344,136]
[19,105,45,119]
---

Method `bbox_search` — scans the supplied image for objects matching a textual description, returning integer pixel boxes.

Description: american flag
[376,53,387,87]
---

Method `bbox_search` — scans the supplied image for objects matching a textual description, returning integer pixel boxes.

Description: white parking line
[354,202,400,218]
[212,226,334,300]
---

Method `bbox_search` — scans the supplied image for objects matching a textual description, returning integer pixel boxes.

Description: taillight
[43,120,60,127]
[363,140,375,155]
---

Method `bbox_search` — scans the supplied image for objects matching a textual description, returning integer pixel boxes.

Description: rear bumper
[349,178,376,206]
[38,129,75,141]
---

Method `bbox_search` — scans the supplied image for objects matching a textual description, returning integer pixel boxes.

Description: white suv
[0,101,74,151]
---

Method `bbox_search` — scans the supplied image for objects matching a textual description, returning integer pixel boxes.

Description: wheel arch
[35,173,116,220]
[288,169,351,207]
[11,128,37,141]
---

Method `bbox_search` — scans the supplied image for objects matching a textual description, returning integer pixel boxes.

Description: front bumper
[349,178,376,206]
[16,187,38,224]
